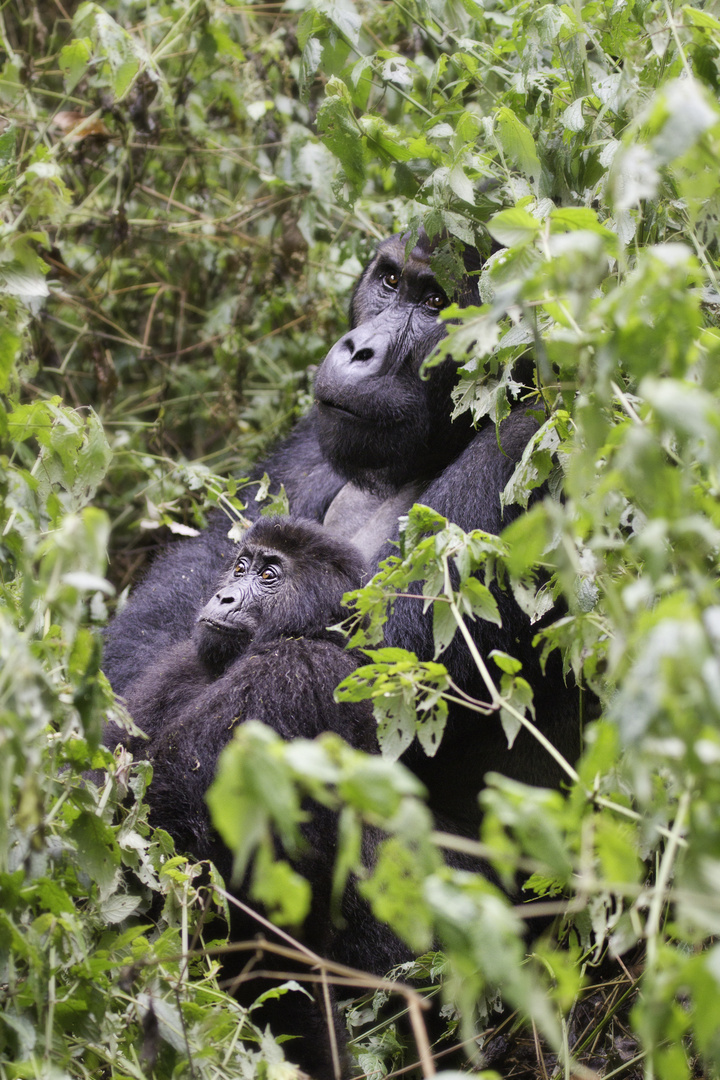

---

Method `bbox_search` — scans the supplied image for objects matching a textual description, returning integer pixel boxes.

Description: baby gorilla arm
[106,639,211,753]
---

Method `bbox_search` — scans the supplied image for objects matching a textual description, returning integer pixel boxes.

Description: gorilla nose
[352,346,374,363]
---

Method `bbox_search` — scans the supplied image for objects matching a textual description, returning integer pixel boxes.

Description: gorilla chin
[193,619,252,677]
[316,405,435,490]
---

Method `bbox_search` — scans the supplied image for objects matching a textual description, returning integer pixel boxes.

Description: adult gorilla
[104,230,580,837]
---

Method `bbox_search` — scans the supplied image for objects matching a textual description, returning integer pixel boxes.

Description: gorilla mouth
[199,617,252,636]
[316,398,363,420]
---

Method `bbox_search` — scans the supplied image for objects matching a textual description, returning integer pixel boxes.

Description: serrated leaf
[317,83,365,190]
[611,144,660,209]
[561,97,585,132]
[683,4,720,30]
[0,326,20,391]
[0,263,49,300]
[594,816,643,885]
[458,578,501,625]
[252,979,313,1007]
[0,1014,36,1058]
[360,837,433,952]
[448,163,474,203]
[415,697,447,757]
[0,126,15,167]
[654,79,718,163]
[320,0,361,46]
[495,107,540,182]
[549,206,617,241]
[68,810,121,892]
[251,851,311,927]
[499,676,534,749]
[381,56,414,89]
[433,598,457,657]
[99,893,143,924]
[136,995,186,1052]
[373,695,417,761]
[487,207,541,248]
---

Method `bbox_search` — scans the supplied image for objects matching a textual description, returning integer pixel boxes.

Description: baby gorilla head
[194,516,368,676]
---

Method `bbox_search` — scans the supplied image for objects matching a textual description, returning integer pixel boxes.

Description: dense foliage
[2,0,720,1076]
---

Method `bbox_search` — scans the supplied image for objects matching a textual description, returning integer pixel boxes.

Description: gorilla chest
[322,480,426,562]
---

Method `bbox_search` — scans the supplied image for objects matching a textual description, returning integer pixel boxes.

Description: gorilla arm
[106,638,213,753]
[129,636,376,860]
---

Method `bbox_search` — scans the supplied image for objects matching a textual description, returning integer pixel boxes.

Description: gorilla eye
[233,558,249,576]
[425,293,446,310]
[261,566,279,582]
[383,271,400,290]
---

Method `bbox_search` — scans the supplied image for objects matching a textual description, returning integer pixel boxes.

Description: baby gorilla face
[194,544,285,674]
[190,516,368,679]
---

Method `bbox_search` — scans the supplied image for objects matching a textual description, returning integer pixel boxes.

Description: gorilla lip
[198,616,250,635]
[316,398,362,420]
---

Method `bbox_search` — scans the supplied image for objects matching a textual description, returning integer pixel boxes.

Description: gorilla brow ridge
[241,517,367,583]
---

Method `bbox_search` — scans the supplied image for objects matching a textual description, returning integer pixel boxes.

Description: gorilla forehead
[376,231,433,273]
[349,229,481,322]
[242,516,368,579]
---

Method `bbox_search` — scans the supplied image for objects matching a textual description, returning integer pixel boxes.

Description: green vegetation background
[2,0,720,1077]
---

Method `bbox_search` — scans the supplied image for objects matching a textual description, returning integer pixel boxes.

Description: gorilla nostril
[352,347,374,363]
[219,593,235,604]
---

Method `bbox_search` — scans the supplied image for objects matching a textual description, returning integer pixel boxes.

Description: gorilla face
[193,545,275,672]
[313,232,479,491]
[193,517,368,675]
[198,545,281,637]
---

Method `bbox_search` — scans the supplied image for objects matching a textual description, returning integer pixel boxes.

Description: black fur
[102,231,580,1069]
[109,520,410,1078]
[103,231,579,831]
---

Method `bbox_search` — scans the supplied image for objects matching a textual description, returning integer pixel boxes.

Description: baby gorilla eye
[383,270,400,289]
[425,292,446,310]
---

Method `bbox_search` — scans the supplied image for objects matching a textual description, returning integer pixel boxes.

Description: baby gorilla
[105,518,406,1079]
[108,515,377,849]
[194,513,367,675]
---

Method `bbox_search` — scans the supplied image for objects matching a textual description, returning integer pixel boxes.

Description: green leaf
[0,125,15,168]
[0,325,21,392]
[0,125,16,197]
[360,838,433,953]
[487,207,541,248]
[432,597,457,657]
[458,578,501,625]
[68,811,121,892]
[594,816,643,886]
[251,850,312,927]
[683,5,720,31]
[208,723,305,880]
[415,696,447,758]
[490,650,522,675]
[59,38,93,90]
[316,78,365,192]
[549,208,619,255]
[0,255,49,303]
[494,107,541,183]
